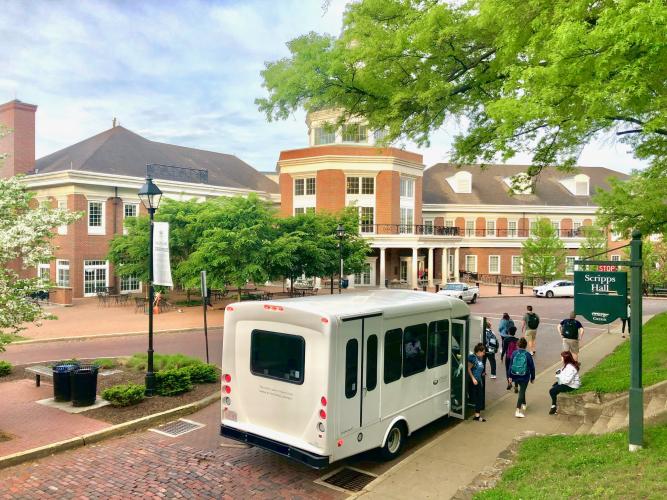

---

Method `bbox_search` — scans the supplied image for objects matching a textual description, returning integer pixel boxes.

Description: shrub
[127,353,203,372]
[102,383,145,407]
[0,361,12,377]
[155,368,193,396]
[183,363,219,384]
[93,358,116,369]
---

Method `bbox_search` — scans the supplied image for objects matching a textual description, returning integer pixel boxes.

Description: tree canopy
[257,0,667,181]
[521,219,567,281]
[577,225,608,271]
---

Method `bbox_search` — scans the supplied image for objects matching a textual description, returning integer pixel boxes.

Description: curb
[12,326,224,346]
[0,392,220,470]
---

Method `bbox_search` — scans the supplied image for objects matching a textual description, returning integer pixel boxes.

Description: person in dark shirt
[501,325,519,392]
[467,343,487,422]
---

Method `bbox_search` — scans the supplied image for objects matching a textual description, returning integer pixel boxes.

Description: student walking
[621,301,631,338]
[559,312,584,362]
[501,325,519,393]
[498,312,515,339]
[522,305,540,355]
[467,343,487,421]
[549,351,581,415]
[484,320,499,379]
[508,338,535,418]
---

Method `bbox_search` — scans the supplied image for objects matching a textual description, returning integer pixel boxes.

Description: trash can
[71,365,100,407]
[341,278,349,289]
[52,363,79,402]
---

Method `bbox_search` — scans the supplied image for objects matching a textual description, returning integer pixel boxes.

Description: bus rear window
[250,330,305,384]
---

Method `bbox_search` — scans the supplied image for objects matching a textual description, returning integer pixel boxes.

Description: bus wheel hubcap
[388,428,401,453]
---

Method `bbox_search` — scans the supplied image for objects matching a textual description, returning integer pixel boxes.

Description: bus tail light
[223,374,232,383]
[321,396,327,406]
[319,409,327,419]
[223,385,231,394]
[337,439,344,447]
[226,306,234,312]
[321,317,329,324]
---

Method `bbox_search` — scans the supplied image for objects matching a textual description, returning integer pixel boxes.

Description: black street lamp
[336,224,346,294]
[138,176,163,396]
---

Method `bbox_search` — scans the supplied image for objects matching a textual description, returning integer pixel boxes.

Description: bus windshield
[250,330,305,384]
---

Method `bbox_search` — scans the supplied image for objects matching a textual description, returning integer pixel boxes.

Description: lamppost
[336,224,346,294]
[138,176,163,396]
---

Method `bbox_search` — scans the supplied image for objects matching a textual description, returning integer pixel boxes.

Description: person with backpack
[559,311,584,362]
[501,325,519,393]
[548,351,581,414]
[484,320,499,379]
[467,343,487,421]
[508,337,535,418]
[522,305,540,356]
[498,312,515,339]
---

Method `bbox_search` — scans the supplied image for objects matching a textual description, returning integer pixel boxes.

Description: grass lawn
[476,423,667,499]
[576,311,667,394]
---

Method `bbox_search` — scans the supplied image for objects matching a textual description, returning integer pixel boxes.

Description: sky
[0,0,646,173]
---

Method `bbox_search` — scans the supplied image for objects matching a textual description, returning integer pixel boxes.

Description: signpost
[575,231,643,451]
[200,271,210,364]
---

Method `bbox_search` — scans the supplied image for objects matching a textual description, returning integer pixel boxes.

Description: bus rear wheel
[380,423,406,461]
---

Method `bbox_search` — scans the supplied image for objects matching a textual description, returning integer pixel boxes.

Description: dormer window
[504,173,533,194]
[447,171,472,194]
[342,124,368,143]
[314,127,335,145]
[574,174,589,196]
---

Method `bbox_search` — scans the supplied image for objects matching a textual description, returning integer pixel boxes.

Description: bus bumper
[220,424,330,469]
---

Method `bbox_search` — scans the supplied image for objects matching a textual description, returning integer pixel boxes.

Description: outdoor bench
[25,365,53,387]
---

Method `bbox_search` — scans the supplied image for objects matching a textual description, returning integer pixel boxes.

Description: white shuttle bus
[220,290,483,468]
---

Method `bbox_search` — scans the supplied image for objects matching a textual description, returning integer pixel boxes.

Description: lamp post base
[629,443,643,452]
[145,372,156,397]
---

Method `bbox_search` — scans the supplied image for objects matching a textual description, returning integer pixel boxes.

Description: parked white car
[438,282,479,303]
[533,280,574,298]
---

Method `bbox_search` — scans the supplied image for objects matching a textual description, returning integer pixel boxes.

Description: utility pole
[628,230,643,451]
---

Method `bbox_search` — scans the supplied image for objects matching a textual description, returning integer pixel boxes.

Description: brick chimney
[0,99,38,178]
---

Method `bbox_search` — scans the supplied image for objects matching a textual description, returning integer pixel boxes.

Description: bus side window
[384,328,403,384]
[366,335,378,391]
[403,323,427,377]
[427,320,449,368]
[345,339,358,399]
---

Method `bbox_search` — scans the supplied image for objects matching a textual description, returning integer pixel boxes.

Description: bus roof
[260,289,469,320]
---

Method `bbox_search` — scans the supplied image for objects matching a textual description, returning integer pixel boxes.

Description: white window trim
[511,255,523,274]
[56,259,70,287]
[488,255,501,274]
[486,219,496,238]
[423,218,435,235]
[507,220,518,238]
[123,202,139,235]
[38,262,51,281]
[120,275,142,294]
[87,199,106,235]
[565,256,577,275]
[359,206,375,234]
[611,254,621,262]
[83,260,109,297]
[465,219,475,237]
[354,257,377,286]
[465,255,477,273]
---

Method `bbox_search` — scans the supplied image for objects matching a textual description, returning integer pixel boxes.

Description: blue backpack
[510,350,528,376]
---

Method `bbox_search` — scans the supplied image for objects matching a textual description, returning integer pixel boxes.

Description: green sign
[574,271,628,324]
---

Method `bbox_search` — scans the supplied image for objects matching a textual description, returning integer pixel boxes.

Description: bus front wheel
[380,422,406,460]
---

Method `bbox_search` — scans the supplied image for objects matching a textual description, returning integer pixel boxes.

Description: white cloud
[0,0,645,174]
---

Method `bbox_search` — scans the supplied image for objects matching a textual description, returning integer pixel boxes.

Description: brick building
[1,100,628,297]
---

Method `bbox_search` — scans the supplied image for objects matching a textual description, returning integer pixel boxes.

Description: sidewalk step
[606,409,627,433]
[646,395,667,417]
[590,414,611,435]
[574,422,593,435]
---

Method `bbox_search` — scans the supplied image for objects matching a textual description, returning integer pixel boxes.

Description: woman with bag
[508,338,535,418]
[467,343,487,422]
[548,351,581,415]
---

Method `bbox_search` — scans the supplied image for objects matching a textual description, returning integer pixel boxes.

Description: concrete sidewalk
[355,330,625,499]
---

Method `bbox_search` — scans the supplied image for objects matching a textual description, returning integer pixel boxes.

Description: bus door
[338,314,382,436]
[449,319,467,418]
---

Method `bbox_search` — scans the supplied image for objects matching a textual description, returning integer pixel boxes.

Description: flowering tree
[0,176,80,350]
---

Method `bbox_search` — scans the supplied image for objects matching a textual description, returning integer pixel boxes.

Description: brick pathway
[0,380,110,457]
[0,429,341,499]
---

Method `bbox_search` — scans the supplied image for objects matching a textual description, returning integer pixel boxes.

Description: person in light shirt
[548,351,581,415]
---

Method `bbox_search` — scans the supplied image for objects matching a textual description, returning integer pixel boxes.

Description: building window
[294,207,315,215]
[552,221,560,234]
[124,203,138,219]
[444,219,454,228]
[83,260,108,296]
[565,256,577,275]
[511,256,522,274]
[611,254,621,262]
[120,275,141,293]
[465,220,475,237]
[508,220,518,237]
[360,207,374,233]
[314,127,335,145]
[305,178,316,195]
[575,180,589,196]
[346,177,359,194]
[423,219,434,235]
[448,254,455,276]
[56,260,70,287]
[361,177,374,195]
[294,177,316,196]
[38,262,50,282]
[57,199,68,235]
[489,255,500,274]
[354,262,372,285]
[530,220,538,235]
[400,207,414,233]
[342,124,367,143]
[465,255,477,273]
[486,220,496,237]
[88,201,104,234]
[400,177,414,198]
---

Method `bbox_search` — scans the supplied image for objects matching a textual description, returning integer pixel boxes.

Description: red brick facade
[316,170,345,213]
[376,171,400,225]
[0,100,37,178]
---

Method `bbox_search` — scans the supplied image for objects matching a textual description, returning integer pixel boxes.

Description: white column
[427,248,434,287]
[380,248,386,288]
[441,247,448,284]
[347,273,355,289]
[411,247,419,289]
[454,247,460,281]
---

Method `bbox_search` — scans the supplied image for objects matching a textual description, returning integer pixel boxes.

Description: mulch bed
[1,361,218,425]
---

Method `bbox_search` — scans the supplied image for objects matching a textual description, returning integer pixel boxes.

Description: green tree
[521,219,567,281]
[577,225,608,271]
[257,0,667,180]
[623,239,667,290]
[0,176,81,349]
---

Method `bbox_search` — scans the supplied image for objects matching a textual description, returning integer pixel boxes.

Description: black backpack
[485,329,499,353]
[526,313,540,329]
[562,319,580,339]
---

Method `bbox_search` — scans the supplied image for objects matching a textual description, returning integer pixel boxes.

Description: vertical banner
[153,222,173,287]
